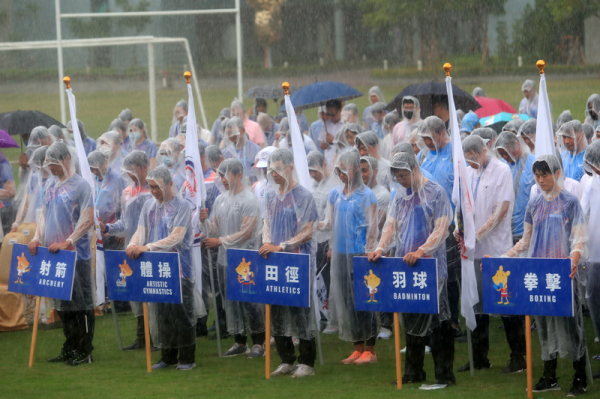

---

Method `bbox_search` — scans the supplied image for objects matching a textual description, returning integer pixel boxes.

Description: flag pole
[28,296,41,367]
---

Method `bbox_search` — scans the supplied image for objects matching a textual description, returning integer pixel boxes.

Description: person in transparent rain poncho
[392,96,422,146]
[389,143,435,199]
[169,99,188,138]
[502,118,526,136]
[128,118,158,171]
[48,125,72,147]
[252,146,277,220]
[584,94,600,129]
[557,110,573,129]
[319,100,345,168]
[381,111,400,160]
[19,126,55,195]
[457,135,514,373]
[231,99,266,148]
[581,140,600,380]
[109,118,129,153]
[258,148,319,379]
[341,103,359,125]
[307,151,340,332]
[126,166,199,370]
[27,141,95,365]
[355,131,390,189]
[471,127,498,153]
[363,86,386,131]
[11,146,49,232]
[501,155,589,396]
[67,119,96,156]
[100,151,154,350]
[199,158,265,359]
[317,151,379,365]
[223,117,261,185]
[517,119,537,153]
[278,117,318,155]
[309,106,328,153]
[519,80,539,119]
[157,138,186,191]
[556,120,589,182]
[97,130,126,172]
[370,102,387,140]
[367,152,455,386]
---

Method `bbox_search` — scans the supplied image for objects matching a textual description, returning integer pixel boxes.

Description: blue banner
[227,249,310,307]
[482,258,573,317]
[105,250,182,304]
[8,243,77,301]
[353,257,439,314]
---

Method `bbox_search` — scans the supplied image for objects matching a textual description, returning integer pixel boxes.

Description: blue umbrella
[281,81,363,111]
[480,112,530,134]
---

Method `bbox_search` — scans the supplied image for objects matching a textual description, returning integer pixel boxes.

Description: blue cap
[460,111,480,133]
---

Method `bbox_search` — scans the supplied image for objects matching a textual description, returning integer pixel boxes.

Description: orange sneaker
[353,351,377,364]
[341,351,363,364]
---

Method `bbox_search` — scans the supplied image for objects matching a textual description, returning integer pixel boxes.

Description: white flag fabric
[534,73,556,158]
[284,96,312,192]
[182,83,205,298]
[446,76,478,331]
[65,88,106,307]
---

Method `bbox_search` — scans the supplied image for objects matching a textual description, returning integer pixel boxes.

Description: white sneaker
[292,337,299,346]
[270,336,276,346]
[400,347,407,354]
[595,337,599,343]
[378,327,392,339]
[323,325,338,334]
[270,363,297,377]
[291,364,315,378]
[425,346,431,354]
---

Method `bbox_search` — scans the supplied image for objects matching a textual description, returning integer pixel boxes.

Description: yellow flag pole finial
[443,63,452,77]
[536,60,545,75]
[282,82,290,96]
[63,76,71,89]
[183,71,191,84]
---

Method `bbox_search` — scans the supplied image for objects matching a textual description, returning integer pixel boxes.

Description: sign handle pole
[109,300,123,350]
[394,312,402,390]
[206,248,222,357]
[143,302,152,373]
[28,296,41,367]
[313,288,324,366]
[525,315,532,399]
[466,328,475,376]
[586,349,594,386]
[265,303,271,380]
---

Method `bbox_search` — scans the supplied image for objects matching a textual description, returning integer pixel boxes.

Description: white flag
[534,73,555,158]
[65,88,106,307]
[446,76,478,331]
[284,96,312,192]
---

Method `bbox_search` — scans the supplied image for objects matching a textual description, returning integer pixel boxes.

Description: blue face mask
[161,155,174,166]
[129,131,142,142]
[23,140,29,147]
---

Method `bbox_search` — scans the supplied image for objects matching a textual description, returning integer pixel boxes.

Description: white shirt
[581,175,600,260]
[319,120,343,169]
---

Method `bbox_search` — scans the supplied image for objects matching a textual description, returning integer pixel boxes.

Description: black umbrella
[385,81,481,118]
[0,110,65,136]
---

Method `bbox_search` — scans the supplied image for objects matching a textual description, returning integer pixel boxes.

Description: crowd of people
[6,80,600,396]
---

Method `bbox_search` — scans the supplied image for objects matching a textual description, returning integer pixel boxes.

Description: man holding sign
[502,155,588,396]
[28,142,95,366]
[126,166,198,371]
[368,152,455,387]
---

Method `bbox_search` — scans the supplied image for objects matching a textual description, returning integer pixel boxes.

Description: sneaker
[270,363,297,377]
[247,344,265,358]
[458,360,491,372]
[503,359,526,374]
[532,376,560,392]
[176,363,196,371]
[152,360,175,370]
[323,325,338,334]
[531,321,537,331]
[567,378,587,397]
[208,321,216,332]
[353,351,377,364]
[425,346,431,354]
[341,351,363,364]
[66,351,93,366]
[270,337,276,346]
[291,364,315,378]
[123,339,145,351]
[48,350,75,363]
[378,327,392,339]
[595,337,599,343]
[292,337,299,346]
[223,343,250,357]
[400,347,406,354]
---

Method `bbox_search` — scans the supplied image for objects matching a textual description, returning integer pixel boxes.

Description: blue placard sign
[8,243,77,301]
[227,249,310,308]
[353,257,439,314]
[105,250,182,304]
[482,258,573,317]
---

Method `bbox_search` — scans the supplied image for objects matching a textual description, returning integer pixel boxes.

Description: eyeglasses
[148,184,161,192]
[325,113,337,118]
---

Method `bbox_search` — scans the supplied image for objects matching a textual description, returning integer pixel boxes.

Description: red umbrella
[474,96,517,118]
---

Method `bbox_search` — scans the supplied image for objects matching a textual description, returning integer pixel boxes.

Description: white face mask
[98,145,112,158]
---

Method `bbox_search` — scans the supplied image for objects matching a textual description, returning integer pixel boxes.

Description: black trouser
[275,336,316,368]
[468,314,490,366]
[161,344,196,365]
[543,356,587,380]
[0,205,15,235]
[199,247,226,332]
[501,315,526,363]
[58,309,95,354]
[446,224,461,326]
[235,332,266,346]
[380,312,393,330]
[404,320,456,383]
[448,280,461,326]
[354,337,377,347]
[136,315,146,341]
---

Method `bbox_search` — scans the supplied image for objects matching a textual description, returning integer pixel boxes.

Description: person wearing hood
[557,110,573,129]
[211,108,230,147]
[370,102,387,140]
[257,112,279,147]
[584,94,600,129]
[519,80,539,119]
[109,118,129,153]
[278,117,318,155]
[158,138,186,190]
[67,119,96,156]
[472,87,486,97]
[392,96,422,146]
[381,111,400,160]
[97,130,126,172]
[460,111,480,140]
[342,103,360,125]
[363,86,386,131]
[128,118,158,171]
[355,131,390,189]
[169,100,188,138]
[319,99,344,168]
[223,117,262,184]
[249,98,268,122]
[557,120,588,182]
[231,99,266,148]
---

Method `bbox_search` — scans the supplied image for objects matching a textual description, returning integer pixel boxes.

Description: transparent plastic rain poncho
[417,116,454,205]
[97,130,125,171]
[506,155,588,361]
[333,122,363,153]
[472,87,486,97]
[278,117,318,154]
[360,156,390,232]
[519,79,539,118]
[27,126,53,154]
[307,151,340,244]
[67,119,96,155]
[517,118,537,152]
[363,86,386,129]
[392,96,422,146]
[376,152,452,336]
[472,127,498,152]
[494,132,536,237]
[318,151,379,342]
[34,141,95,311]
[129,166,199,348]
[48,125,71,146]
[582,123,594,143]
[381,110,400,159]
[127,119,157,167]
[355,131,390,189]
[13,146,49,228]
[223,117,261,185]
[502,119,525,135]
[158,138,186,190]
[204,158,265,337]
[252,146,276,219]
[263,148,318,340]
[557,110,573,128]
[585,93,600,128]
[119,108,133,123]
[169,99,188,138]
[556,120,588,182]
[370,102,387,140]
[341,103,359,124]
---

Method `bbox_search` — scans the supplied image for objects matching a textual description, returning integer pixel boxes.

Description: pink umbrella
[474,96,517,118]
[0,129,19,148]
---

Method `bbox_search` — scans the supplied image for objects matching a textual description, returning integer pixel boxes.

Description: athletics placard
[227,249,310,308]
[353,257,439,314]
[482,257,573,317]
[8,243,77,301]
[105,250,182,304]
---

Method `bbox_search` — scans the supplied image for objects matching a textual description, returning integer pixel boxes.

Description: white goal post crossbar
[55,0,243,129]
[0,36,207,141]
